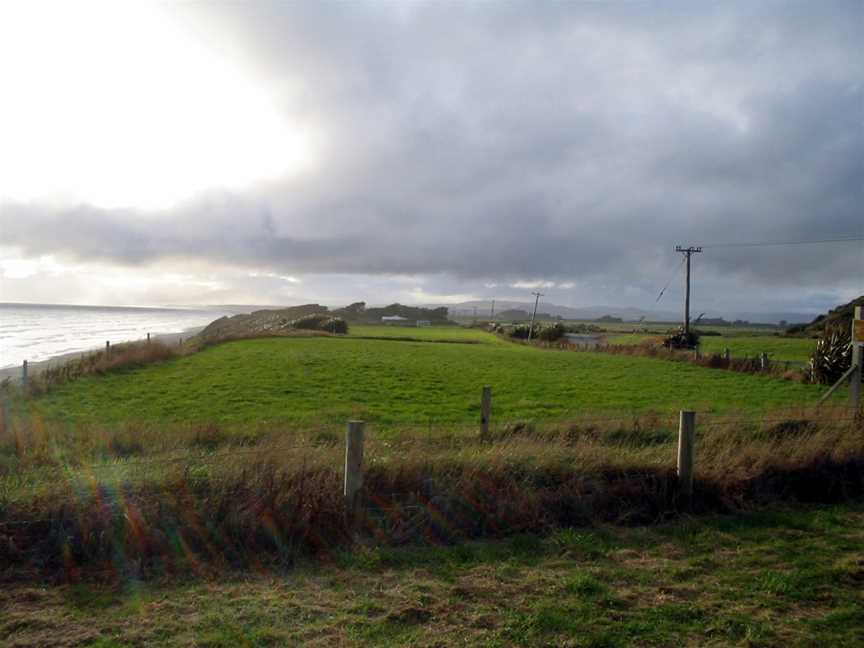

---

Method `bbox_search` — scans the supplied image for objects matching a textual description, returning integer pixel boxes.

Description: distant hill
[442,300,815,325]
[786,296,864,336]
[495,308,558,322]
[445,300,679,322]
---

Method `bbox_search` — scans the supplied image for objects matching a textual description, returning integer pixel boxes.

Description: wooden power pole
[675,245,702,335]
[527,291,544,342]
[852,306,862,413]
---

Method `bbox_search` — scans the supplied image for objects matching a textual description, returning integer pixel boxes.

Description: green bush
[537,322,567,341]
[292,314,348,334]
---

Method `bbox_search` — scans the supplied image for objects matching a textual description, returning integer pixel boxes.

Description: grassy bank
[25,335,837,428]
[3,504,863,646]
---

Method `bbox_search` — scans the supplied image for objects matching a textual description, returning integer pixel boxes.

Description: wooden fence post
[105,341,111,357]
[677,411,695,498]
[851,306,862,413]
[724,348,730,363]
[344,420,365,527]
[760,353,769,371]
[480,386,492,436]
[21,360,28,389]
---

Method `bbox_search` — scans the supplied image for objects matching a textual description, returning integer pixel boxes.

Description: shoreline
[0,326,205,383]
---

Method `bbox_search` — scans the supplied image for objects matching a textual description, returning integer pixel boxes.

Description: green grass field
[606,332,815,363]
[30,331,833,428]
[698,335,815,363]
[4,504,862,647]
[349,324,500,344]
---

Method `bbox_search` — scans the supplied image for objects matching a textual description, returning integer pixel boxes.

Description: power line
[655,256,686,303]
[696,236,864,249]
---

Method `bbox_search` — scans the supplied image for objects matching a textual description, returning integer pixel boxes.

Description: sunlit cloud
[0,1,313,209]
[511,281,557,290]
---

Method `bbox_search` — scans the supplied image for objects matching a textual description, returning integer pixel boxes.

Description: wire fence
[0,411,858,490]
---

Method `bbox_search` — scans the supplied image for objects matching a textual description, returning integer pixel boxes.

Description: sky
[0,0,861,317]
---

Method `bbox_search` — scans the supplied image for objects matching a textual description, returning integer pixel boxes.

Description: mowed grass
[606,333,815,363]
[4,504,862,647]
[30,335,832,428]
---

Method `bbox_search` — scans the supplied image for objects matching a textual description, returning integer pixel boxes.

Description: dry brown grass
[1,407,861,580]
[14,341,183,397]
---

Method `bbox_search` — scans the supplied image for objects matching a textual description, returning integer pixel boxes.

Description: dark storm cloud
[1,0,861,306]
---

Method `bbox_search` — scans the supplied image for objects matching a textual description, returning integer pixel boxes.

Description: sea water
[0,303,227,369]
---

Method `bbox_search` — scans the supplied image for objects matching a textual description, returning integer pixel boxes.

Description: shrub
[663,328,699,350]
[537,322,567,342]
[509,322,566,341]
[806,327,852,385]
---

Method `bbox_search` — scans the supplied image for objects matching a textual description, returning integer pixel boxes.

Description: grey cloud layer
[2,0,861,302]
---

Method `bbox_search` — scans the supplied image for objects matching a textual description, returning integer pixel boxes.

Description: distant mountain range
[438,300,813,325]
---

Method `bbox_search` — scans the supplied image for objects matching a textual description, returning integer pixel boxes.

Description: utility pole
[490,299,495,321]
[851,306,862,413]
[527,291,544,342]
[675,245,702,336]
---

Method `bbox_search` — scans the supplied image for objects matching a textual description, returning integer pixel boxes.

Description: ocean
[0,303,227,369]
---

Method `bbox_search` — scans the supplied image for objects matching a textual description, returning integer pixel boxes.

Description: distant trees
[497,309,531,321]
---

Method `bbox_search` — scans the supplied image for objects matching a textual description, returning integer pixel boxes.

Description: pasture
[3,327,862,645]
[28,332,832,428]
[349,324,499,344]
[606,331,815,363]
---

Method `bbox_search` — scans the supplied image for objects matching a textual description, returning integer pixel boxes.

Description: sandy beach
[0,326,204,383]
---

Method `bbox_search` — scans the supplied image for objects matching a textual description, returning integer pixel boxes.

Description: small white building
[381,315,409,324]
